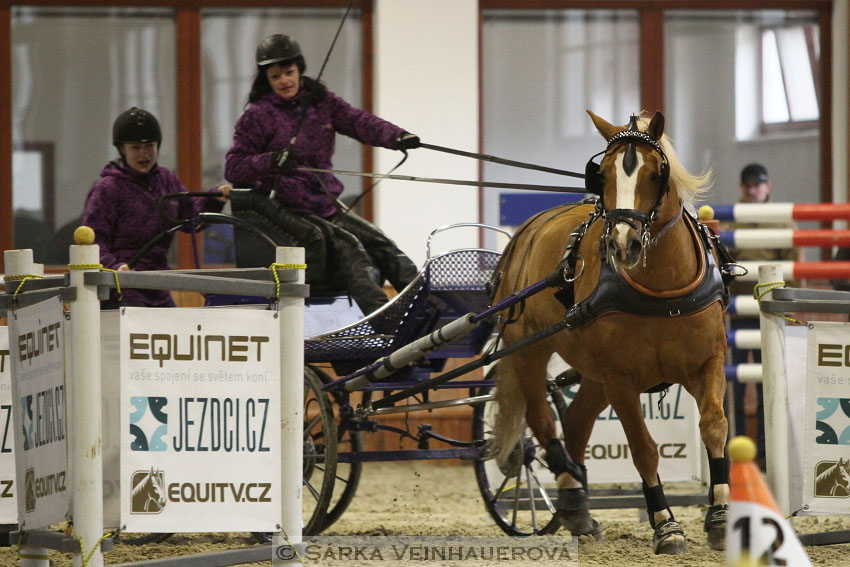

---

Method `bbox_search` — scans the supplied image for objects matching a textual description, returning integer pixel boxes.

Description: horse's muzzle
[607,225,643,268]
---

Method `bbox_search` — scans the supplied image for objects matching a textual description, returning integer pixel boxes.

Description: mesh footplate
[304,249,500,363]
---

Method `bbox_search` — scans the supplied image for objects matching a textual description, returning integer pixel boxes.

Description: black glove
[273,149,298,170]
[396,132,420,151]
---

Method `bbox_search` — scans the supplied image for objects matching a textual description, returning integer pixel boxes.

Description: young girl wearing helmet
[83,107,231,307]
[225,34,420,315]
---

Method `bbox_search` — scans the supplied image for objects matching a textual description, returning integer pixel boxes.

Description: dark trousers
[262,203,418,315]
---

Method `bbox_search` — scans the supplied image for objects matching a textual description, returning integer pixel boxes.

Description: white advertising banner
[784,325,807,513]
[564,383,703,483]
[803,322,850,514]
[119,307,281,533]
[0,326,19,523]
[8,297,69,529]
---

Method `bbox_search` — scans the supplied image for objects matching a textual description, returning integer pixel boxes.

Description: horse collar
[560,213,727,329]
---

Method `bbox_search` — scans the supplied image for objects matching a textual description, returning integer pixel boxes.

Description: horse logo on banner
[131,468,167,514]
[814,458,850,498]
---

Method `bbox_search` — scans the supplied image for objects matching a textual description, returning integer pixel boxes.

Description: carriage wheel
[472,366,567,536]
[252,366,338,543]
[313,365,368,532]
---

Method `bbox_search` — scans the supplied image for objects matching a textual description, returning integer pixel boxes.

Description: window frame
[759,21,821,135]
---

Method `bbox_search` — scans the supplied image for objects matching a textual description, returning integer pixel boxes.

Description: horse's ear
[647,111,665,141]
[587,110,619,140]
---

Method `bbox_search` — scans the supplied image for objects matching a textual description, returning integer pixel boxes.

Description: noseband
[593,129,671,265]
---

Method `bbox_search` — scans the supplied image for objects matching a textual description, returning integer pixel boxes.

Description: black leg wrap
[577,463,589,493]
[544,438,583,482]
[708,456,729,505]
[546,439,597,537]
[642,480,673,526]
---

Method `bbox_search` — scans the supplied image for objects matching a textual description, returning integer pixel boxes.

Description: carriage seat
[304,247,501,375]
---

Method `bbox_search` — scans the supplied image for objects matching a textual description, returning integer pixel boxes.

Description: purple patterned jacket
[225,88,405,218]
[82,160,224,306]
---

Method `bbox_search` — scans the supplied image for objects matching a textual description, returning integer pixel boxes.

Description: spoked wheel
[253,366,338,543]
[313,365,367,532]
[472,366,568,536]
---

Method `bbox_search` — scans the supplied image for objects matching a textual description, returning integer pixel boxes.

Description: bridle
[585,120,673,266]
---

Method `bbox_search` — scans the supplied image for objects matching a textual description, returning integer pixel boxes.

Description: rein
[296,166,587,193]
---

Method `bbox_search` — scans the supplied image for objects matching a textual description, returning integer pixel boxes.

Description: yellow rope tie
[3,274,44,301]
[68,263,123,302]
[268,263,307,300]
[74,264,120,301]
[753,280,805,325]
[66,525,113,567]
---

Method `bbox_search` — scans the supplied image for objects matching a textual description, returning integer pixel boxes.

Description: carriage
[119,110,735,555]
[138,194,573,539]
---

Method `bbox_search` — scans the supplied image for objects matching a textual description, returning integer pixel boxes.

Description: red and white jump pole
[710,202,850,223]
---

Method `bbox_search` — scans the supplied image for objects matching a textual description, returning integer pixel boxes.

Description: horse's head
[586,110,671,269]
[148,468,166,508]
[838,458,850,487]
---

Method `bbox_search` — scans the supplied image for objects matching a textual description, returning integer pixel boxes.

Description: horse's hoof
[586,518,604,541]
[557,488,595,536]
[704,505,727,551]
[652,518,688,555]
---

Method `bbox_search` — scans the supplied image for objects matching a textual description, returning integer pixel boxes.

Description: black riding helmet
[112,107,162,148]
[256,34,305,73]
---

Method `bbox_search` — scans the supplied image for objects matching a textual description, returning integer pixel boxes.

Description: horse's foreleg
[515,347,595,536]
[683,357,730,550]
[606,383,688,555]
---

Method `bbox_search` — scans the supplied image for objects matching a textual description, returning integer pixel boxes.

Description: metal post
[3,250,49,567]
[68,241,104,567]
[273,247,304,566]
[758,264,791,515]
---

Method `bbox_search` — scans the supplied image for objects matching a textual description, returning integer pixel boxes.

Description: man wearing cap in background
[724,163,798,468]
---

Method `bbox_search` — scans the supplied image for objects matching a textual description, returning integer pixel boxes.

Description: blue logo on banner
[129,397,168,451]
[815,397,850,445]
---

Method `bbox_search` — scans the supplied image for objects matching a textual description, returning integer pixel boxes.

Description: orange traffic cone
[726,436,812,566]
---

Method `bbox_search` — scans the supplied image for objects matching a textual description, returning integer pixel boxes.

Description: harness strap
[561,213,727,328]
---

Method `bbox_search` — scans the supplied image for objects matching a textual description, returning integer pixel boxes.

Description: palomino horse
[490,111,729,554]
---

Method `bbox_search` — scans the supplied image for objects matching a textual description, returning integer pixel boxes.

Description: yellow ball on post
[727,435,757,463]
[698,205,715,221]
[73,225,96,246]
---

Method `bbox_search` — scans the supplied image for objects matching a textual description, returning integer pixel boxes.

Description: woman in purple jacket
[83,107,231,308]
[225,34,419,316]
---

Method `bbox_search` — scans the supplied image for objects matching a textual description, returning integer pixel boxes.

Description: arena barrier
[757,264,850,546]
[1,241,307,567]
[710,202,850,223]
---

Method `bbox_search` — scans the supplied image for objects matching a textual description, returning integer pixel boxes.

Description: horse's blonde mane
[635,113,713,210]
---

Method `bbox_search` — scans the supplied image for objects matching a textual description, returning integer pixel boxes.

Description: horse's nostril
[629,239,642,257]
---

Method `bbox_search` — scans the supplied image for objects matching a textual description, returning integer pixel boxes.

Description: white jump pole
[273,247,304,566]
[68,237,104,567]
[3,250,49,567]
[758,264,791,515]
